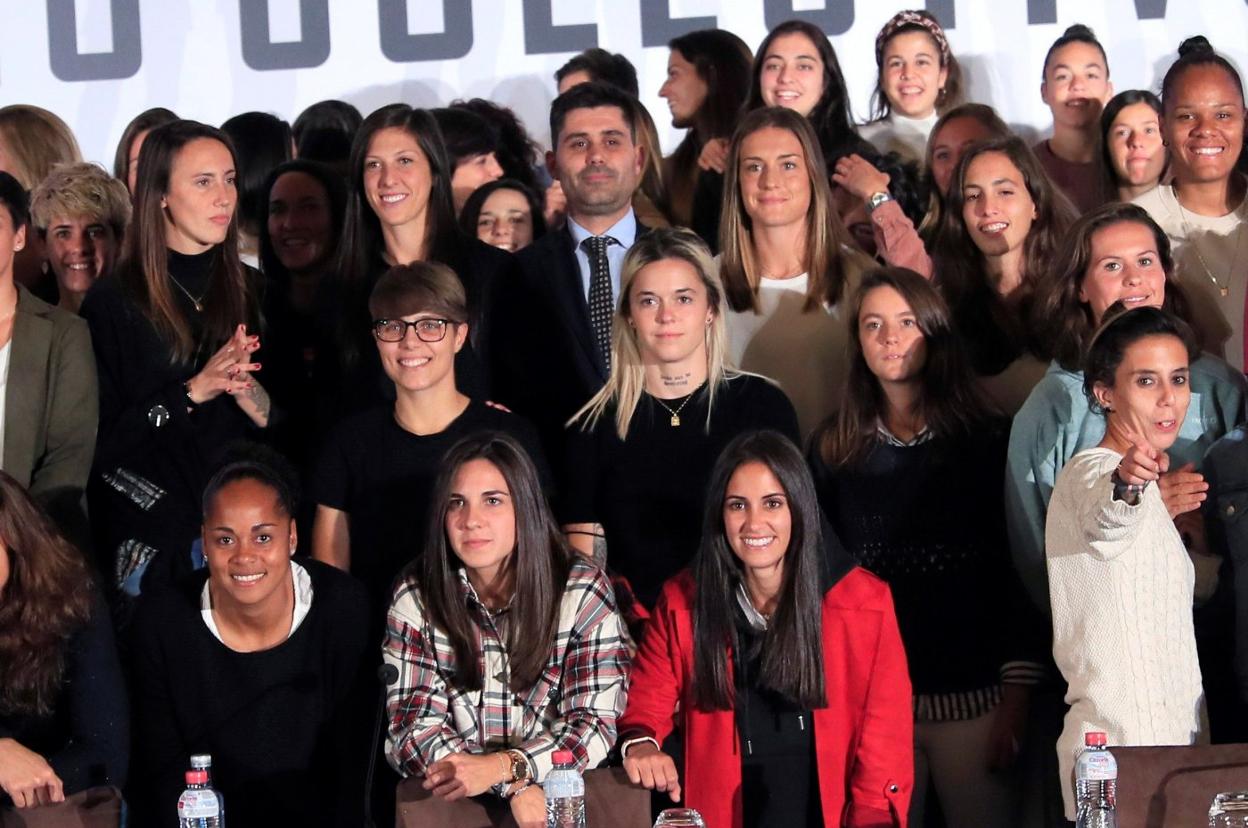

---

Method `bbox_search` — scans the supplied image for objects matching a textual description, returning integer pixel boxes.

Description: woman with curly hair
[0,471,127,811]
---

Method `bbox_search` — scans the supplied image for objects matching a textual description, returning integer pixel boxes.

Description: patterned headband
[875,10,951,68]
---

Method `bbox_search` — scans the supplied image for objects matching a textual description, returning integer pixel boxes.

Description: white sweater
[1045,447,1203,819]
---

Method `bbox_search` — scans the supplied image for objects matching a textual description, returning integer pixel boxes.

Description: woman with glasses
[311,261,547,618]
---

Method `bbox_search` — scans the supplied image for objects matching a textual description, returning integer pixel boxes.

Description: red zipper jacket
[618,567,913,827]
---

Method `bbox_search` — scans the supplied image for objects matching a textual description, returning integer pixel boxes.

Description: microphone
[365,663,401,828]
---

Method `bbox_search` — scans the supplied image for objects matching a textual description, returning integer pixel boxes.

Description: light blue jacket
[1005,356,1246,614]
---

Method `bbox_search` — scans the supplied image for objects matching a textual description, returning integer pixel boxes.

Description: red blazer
[618,568,913,828]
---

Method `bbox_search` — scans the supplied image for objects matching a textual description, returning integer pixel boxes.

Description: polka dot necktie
[581,235,618,373]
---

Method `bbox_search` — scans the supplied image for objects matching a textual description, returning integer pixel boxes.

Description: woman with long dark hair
[258,159,347,463]
[0,471,126,812]
[1100,90,1167,203]
[323,104,510,422]
[932,135,1075,412]
[1134,36,1248,369]
[810,268,1042,826]
[718,107,874,434]
[81,119,271,594]
[860,10,964,163]
[1009,202,1243,611]
[459,178,546,254]
[619,430,912,827]
[113,107,178,194]
[1046,306,1205,821]
[385,432,629,828]
[221,112,293,268]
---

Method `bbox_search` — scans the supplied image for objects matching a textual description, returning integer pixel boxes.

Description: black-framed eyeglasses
[372,318,453,342]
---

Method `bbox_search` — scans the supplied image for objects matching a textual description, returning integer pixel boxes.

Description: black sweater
[126,559,372,827]
[561,375,800,609]
[80,250,262,588]
[809,423,1045,701]
[0,592,128,803]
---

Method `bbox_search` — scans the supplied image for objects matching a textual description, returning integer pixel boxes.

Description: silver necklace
[168,273,206,312]
[1175,190,1247,299]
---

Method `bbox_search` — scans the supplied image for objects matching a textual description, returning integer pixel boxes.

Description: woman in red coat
[619,429,913,827]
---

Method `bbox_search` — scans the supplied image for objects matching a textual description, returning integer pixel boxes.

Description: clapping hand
[185,324,260,406]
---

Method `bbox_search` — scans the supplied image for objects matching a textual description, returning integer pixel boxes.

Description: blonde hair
[570,227,735,439]
[718,107,863,313]
[0,106,82,190]
[30,162,131,237]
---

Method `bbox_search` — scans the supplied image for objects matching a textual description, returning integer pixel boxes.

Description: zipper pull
[747,738,753,755]
[798,713,805,731]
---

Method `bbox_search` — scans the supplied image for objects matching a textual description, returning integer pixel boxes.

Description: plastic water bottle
[189,755,224,825]
[177,770,223,827]
[544,750,585,828]
[1074,731,1118,828]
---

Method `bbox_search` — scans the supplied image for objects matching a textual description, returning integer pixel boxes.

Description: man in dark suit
[492,82,646,458]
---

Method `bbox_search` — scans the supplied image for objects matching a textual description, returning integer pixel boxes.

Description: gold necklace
[652,391,695,427]
[168,273,206,312]
[1176,191,1247,299]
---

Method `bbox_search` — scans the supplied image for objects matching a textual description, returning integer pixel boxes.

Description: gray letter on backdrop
[379,0,473,62]
[240,0,330,70]
[47,0,142,81]
[522,0,597,55]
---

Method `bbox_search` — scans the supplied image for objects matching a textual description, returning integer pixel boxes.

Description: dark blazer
[491,220,647,455]
[4,285,97,541]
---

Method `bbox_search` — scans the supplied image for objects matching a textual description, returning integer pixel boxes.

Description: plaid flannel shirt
[384,557,630,783]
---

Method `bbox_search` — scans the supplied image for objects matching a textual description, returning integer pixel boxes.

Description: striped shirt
[384,557,630,783]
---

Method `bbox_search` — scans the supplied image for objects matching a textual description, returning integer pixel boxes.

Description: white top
[1133,184,1248,370]
[723,268,859,437]
[200,559,314,645]
[858,112,939,165]
[0,340,11,469]
[1045,447,1203,819]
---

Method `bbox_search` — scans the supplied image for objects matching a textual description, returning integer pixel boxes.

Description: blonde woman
[718,106,875,435]
[561,227,798,619]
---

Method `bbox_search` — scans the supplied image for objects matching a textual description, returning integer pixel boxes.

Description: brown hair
[368,261,468,324]
[416,432,575,693]
[0,472,93,716]
[869,10,965,120]
[917,103,1012,239]
[1030,202,1188,370]
[718,107,864,313]
[112,107,178,187]
[121,120,254,363]
[933,135,1076,308]
[0,105,82,191]
[816,267,993,469]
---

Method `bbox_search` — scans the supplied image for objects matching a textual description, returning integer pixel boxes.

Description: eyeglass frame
[371,317,458,343]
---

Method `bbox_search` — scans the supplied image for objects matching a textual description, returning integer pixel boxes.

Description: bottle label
[1078,751,1117,781]
[178,790,220,818]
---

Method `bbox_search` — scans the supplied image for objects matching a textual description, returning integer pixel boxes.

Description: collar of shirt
[200,559,314,643]
[875,418,933,447]
[736,581,770,632]
[456,566,514,620]
[568,209,637,302]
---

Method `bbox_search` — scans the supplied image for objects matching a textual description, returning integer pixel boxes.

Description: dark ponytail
[1042,24,1108,79]
[1161,36,1245,106]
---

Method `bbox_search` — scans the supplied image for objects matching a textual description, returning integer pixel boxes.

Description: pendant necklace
[168,273,206,312]
[1177,194,1246,299]
[653,391,695,427]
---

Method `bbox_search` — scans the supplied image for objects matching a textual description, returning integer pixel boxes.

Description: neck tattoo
[660,372,691,387]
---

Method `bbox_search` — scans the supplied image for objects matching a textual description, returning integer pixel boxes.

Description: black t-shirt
[560,374,800,609]
[312,400,549,611]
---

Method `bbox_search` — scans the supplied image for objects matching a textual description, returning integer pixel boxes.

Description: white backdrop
[1,1,1246,170]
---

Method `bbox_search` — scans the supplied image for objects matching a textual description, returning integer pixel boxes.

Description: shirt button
[1228,504,1237,516]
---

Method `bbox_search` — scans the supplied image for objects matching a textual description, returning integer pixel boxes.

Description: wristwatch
[505,749,531,784]
[866,191,893,213]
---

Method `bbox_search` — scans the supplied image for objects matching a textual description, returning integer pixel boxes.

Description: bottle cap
[552,750,576,765]
[1084,731,1107,746]
[190,754,212,769]
[185,770,208,785]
